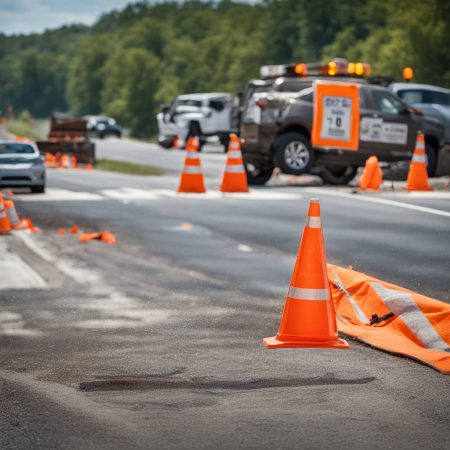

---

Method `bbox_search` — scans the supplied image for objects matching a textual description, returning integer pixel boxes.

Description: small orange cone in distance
[0,194,12,233]
[264,199,349,349]
[58,227,66,235]
[220,134,248,193]
[4,200,20,228]
[100,230,117,244]
[70,225,79,234]
[86,163,94,170]
[406,133,432,191]
[177,137,206,193]
[359,156,383,190]
[78,230,117,244]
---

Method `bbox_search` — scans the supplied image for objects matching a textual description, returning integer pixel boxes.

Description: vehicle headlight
[33,157,44,166]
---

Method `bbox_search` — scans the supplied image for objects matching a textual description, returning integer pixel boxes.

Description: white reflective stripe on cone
[228,143,239,151]
[227,151,242,158]
[7,208,19,226]
[305,216,321,228]
[183,166,203,174]
[288,286,330,301]
[333,270,370,324]
[415,141,425,150]
[371,283,450,352]
[186,152,200,160]
[225,164,245,173]
[412,154,426,163]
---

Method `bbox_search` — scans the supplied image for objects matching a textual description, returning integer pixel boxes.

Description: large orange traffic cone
[177,137,206,193]
[220,134,248,193]
[0,194,12,233]
[359,156,382,190]
[264,199,349,349]
[4,200,20,228]
[406,133,432,191]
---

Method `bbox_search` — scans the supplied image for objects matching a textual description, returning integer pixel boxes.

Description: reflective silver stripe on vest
[372,283,450,353]
[305,216,321,228]
[333,270,370,324]
[288,286,330,301]
[225,164,245,173]
[412,154,426,163]
[7,208,19,226]
[186,152,200,160]
[0,209,6,218]
[227,151,242,158]
[183,166,203,174]
[415,141,425,150]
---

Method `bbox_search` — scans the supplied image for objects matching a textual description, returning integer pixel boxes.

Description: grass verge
[5,119,39,139]
[96,159,165,176]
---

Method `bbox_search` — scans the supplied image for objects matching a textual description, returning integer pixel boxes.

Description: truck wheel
[31,185,45,193]
[220,135,230,152]
[158,137,173,149]
[320,165,357,185]
[274,132,314,175]
[425,142,437,177]
[245,162,274,185]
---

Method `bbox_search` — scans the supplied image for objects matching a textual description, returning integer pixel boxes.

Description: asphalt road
[1,137,449,449]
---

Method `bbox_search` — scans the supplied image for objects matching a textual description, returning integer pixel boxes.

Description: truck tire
[245,162,274,185]
[425,142,437,177]
[319,165,357,185]
[220,135,230,152]
[274,132,314,175]
[158,137,174,149]
[31,184,45,193]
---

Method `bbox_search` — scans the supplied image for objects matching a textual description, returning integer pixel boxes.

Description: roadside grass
[96,158,165,176]
[5,119,39,139]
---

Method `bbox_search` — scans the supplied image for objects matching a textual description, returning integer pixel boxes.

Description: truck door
[359,87,418,160]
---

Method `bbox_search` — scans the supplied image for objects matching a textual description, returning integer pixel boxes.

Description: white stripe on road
[14,188,103,202]
[372,283,450,352]
[0,243,46,289]
[305,188,450,218]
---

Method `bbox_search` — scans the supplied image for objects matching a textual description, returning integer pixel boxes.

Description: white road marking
[0,311,45,337]
[0,242,47,289]
[305,188,450,218]
[101,187,161,200]
[15,188,103,202]
[237,244,253,252]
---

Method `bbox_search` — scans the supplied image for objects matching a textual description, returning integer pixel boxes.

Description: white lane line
[237,244,253,252]
[305,188,450,218]
[15,188,103,202]
[0,242,46,289]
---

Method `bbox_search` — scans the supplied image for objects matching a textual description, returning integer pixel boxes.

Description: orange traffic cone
[173,136,181,149]
[4,200,20,228]
[0,195,12,233]
[359,156,383,190]
[71,156,78,169]
[220,134,248,193]
[406,133,432,191]
[60,154,69,169]
[264,199,349,349]
[177,137,206,193]
[86,163,94,170]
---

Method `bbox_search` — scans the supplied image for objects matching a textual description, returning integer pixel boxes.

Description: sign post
[311,82,360,151]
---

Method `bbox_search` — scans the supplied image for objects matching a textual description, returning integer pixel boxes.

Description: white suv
[157,93,238,151]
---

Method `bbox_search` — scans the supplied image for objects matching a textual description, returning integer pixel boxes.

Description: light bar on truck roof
[259,58,371,79]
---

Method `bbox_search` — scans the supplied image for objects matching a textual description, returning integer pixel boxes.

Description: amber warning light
[403,67,414,81]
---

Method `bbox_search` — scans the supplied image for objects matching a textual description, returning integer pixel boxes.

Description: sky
[0,0,139,35]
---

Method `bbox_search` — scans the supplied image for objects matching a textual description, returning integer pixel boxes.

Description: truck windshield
[397,89,450,106]
[0,143,35,154]
[176,100,202,108]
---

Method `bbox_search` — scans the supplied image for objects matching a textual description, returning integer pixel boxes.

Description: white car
[157,93,238,151]
[0,140,46,193]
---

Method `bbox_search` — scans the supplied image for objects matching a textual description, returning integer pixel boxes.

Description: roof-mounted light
[402,66,414,81]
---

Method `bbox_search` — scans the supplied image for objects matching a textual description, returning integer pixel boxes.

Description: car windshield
[176,99,202,108]
[397,89,450,106]
[0,143,35,154]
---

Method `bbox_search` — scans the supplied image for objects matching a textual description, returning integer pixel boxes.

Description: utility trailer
[36,114,96,164]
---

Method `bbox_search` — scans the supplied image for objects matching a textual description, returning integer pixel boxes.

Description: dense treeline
[1,0,449,137]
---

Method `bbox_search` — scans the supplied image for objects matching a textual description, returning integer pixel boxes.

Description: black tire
[245,162,274,185]
[220,135,230,152]
[425,142,437,177]
[31,185,45,193]
[159,137,174,149]
[274,132,314,175]
[319,165,358,185]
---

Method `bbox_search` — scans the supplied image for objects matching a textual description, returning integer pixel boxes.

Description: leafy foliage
[0,0,449,137]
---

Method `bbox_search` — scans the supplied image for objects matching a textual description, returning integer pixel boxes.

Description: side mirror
[161,104,170,114]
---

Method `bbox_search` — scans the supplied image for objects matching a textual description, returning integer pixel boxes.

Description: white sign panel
[360,118,408,144]
[320,96,352,142]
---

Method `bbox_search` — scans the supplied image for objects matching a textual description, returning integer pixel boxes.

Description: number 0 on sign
[312,82,360,150]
